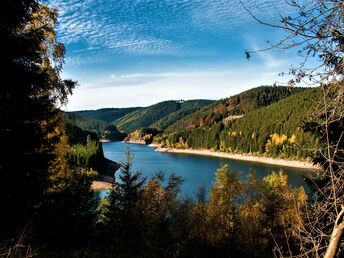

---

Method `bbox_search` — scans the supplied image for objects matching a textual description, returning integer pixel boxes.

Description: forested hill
[65,100,214,135]
[115,99,214,133]
[65,87,308,137]
[65,114,127,141]
[65,107,137,140]
[69,107,140,123]
[157,87,321,160]
[164,86,309,133]
[64,122,119,176]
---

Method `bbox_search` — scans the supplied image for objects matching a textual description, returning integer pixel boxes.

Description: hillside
[115,99,214,133]
[164,86,308,133]
[64,86,310,139]
[65,114,127,141]
[64,122,100,145]
[157,87,321,160]
[69,107,140,123]
[64,122,119,176]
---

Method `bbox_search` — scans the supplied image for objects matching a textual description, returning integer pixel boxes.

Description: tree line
[164,86,308,133]
[156,88,321,161]
[33,150,308,257]
[1,0,342,257]
[65,114,127,141]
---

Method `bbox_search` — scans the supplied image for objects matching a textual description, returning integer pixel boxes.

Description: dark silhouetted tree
[0,0,75,243]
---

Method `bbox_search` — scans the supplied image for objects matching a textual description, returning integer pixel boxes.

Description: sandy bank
[155,147,320,170]
[92,180,112,191]
[148,143,161,148]
[123,139,146,145]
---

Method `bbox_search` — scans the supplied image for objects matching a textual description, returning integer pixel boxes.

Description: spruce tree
[0,0,75,243]
[103,149,145,252]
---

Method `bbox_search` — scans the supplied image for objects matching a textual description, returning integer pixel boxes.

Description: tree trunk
[324,208,344,258]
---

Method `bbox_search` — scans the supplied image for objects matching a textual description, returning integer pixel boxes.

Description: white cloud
[50,0,305,111]
[63,52,299,111]
[49,0,294,56]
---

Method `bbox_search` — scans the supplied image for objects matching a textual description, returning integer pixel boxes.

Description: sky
[47,0,305,111]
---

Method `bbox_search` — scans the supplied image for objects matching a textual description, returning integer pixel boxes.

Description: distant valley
[65,85,320,162]
[65,99,214,140]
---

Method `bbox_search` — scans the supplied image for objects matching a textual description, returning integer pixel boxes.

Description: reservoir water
[102,141,312,198]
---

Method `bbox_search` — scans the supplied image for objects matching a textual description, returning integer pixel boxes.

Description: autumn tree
[36,123,97,249]
[243,0,344,256]
[138,172,188,257]
[236,172,264,255]
[205,164,242,246]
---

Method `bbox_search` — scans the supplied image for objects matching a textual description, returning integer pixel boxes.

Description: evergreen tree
[0,0,75,240]
[101,149,145,253]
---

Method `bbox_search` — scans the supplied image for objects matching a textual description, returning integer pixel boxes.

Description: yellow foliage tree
[176,137,188,149]
[206,164,242,245]
[260,171,307,252]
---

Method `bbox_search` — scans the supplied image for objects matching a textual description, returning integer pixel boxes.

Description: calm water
[101,141,312,198]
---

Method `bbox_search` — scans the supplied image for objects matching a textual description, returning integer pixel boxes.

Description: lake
[101,141,312,198]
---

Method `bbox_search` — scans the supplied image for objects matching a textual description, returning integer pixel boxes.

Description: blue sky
[48,0,304,111]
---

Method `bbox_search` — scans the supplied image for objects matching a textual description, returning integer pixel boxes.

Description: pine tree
[0,0,75,240]
[102,149,145,252]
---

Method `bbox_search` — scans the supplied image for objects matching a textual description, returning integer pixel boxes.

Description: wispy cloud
[49,0,294,57]
[49,0,303,110]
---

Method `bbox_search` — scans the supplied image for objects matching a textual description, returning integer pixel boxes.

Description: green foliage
[65,113,109,135]
[150,99,214,130]
[102,124,127,141]
[65,113,127,141]
[67,138,104,171]
[116,99,214,133]
[158,88,321,160]
[220,88,321,159]
[68,107,140,123]
[38,167,97,249]
[165,86,308,132]
[64,122,99,145]
[98,149,145,254]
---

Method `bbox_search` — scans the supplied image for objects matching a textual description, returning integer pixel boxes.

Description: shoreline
[92,158,119,191]
[154,146,320,170]
[148,143,161,148]
[92,180,112,191]
[123,139,146,145]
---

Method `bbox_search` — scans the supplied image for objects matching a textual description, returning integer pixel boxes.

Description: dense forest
[65,113,127,141]
[69,107,140,123]
[65,100,213,140]
[163,86,308,133]
[115,99,214,132]
[83,152,307,257]
[67,87,309,146]
[1,0,342,257]
[64,123,107,173]
[156,88,321,161]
